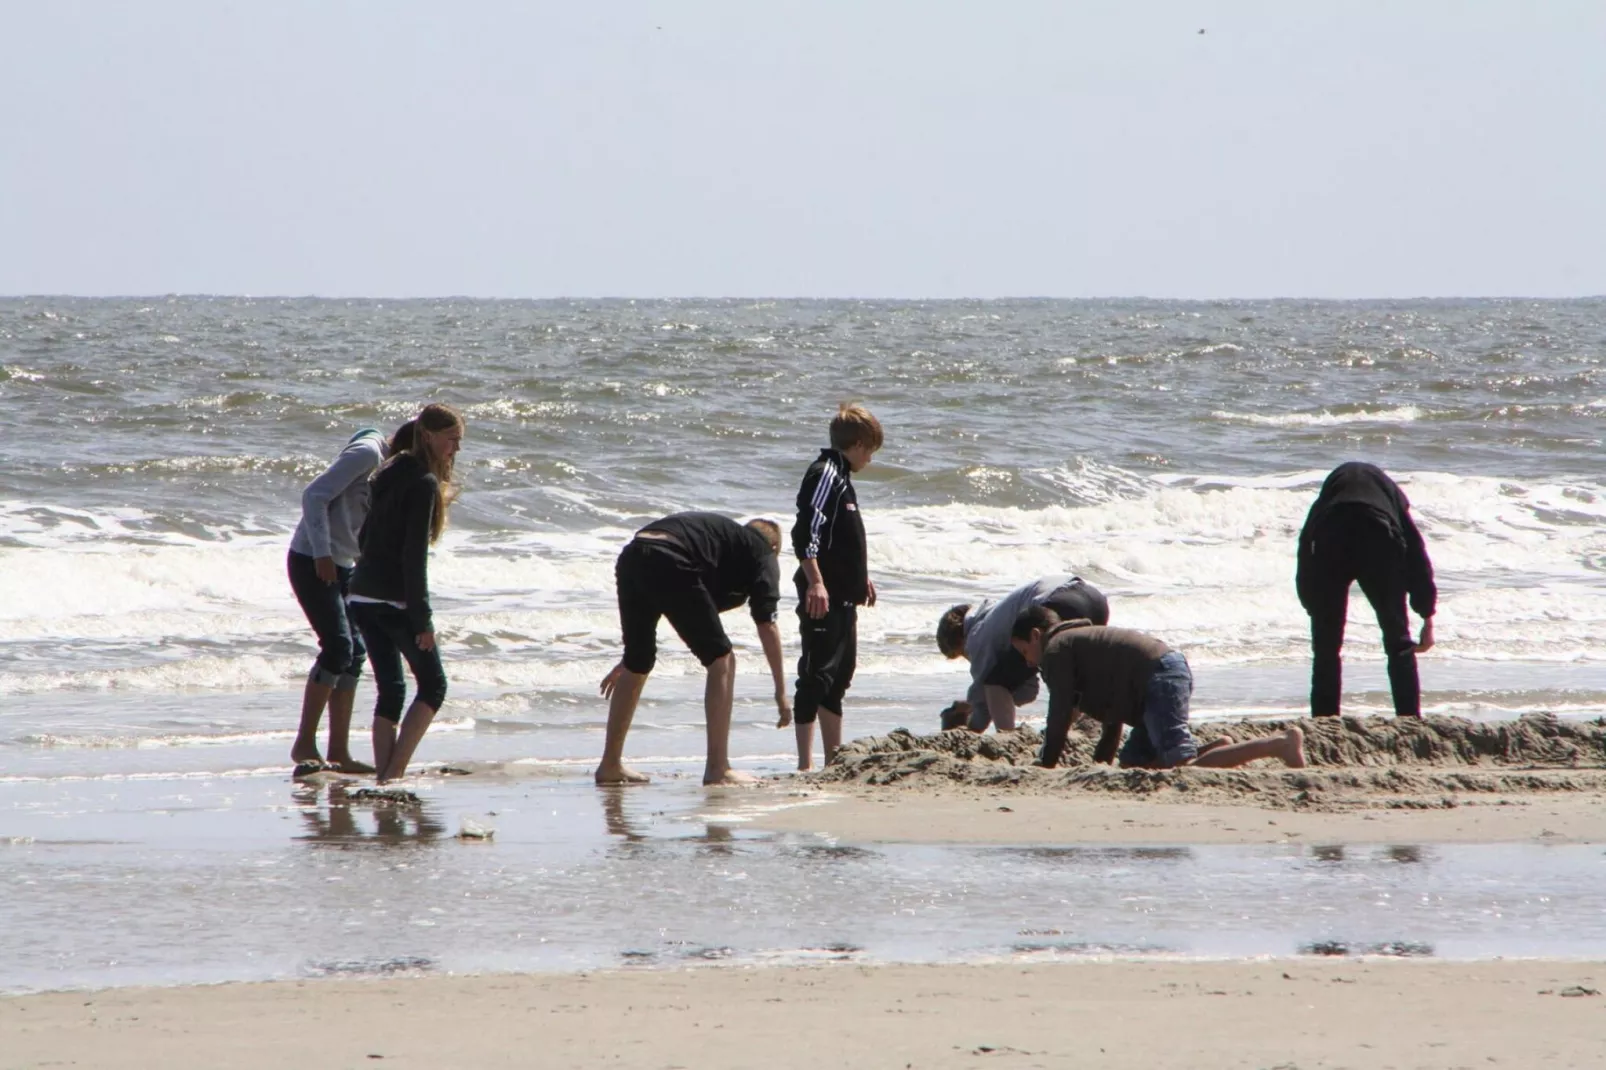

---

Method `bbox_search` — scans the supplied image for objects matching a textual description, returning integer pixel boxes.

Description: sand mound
[809,714,1606,810]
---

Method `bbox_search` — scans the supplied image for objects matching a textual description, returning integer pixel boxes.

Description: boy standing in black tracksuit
[791,403,883,770]
[1297,461,1437,718]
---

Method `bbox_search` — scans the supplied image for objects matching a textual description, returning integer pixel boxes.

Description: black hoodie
[1296,462,1436,617]
[350,453,439,634]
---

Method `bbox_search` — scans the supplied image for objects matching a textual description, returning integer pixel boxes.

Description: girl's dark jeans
[347,600,448,723]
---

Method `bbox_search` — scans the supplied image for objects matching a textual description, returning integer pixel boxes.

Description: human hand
[805,582,830,619]
[315,556,337,584]
[865,578,877,607]
[599,662,628,699]
[775,692,793,728]
[416,630,436,652]
[1415,618,1435,654]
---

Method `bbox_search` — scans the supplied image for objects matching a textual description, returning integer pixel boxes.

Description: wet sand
[4,959,1604,1069]
[7,715,1605,1067]
[754,784,1606,845]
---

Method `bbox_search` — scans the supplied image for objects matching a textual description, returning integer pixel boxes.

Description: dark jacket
[1039,621,1172,760]
[1296,462,1437,617]
[791,448,868,604]
[351,453,438,634]
[640,512,781,624]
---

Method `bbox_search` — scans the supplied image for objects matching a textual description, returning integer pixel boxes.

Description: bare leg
[1190,727,1306,769]
[324,687,374,774]
[372,718,398,782]
[596,667,651,784]
[702,653,753,785]
[818,709,843,766]
[794,719,815,771]
[377,699,437,783]
[291,679,333,763]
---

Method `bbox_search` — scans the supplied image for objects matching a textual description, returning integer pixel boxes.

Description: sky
[2,1,1603,299]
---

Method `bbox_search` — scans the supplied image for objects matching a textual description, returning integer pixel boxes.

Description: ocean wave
[1210,406,1423,427]
[4,469,1606,697]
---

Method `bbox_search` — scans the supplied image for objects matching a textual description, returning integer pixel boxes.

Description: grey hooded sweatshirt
[962,575,1087,711]
[289,429,387,567]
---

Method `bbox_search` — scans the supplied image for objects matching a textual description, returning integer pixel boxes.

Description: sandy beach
[4,958,1603,1069]
[8,713,1606,1069]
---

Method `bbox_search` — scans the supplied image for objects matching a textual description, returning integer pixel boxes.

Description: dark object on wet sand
[939,701,972,731]
[349,786,422,807]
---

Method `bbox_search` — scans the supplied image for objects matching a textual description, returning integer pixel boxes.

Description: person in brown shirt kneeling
[1010,605,1306,771]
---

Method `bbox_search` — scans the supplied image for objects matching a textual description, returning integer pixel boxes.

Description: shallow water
[4,297,1606,778]
[4,768,1604,994]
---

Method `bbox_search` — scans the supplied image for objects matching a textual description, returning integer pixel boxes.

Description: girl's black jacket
[350,452,439,634]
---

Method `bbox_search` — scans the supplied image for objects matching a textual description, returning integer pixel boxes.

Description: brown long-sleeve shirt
[1039,620,1171,762]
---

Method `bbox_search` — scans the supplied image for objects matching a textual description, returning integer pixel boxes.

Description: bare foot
[327,756,376,775]
[704,768,758,786]
[595,765,651,785]
[290,748,323,765]
[796,763,813,773]
[1283,726,1308,768]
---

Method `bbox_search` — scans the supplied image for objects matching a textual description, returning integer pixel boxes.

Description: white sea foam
[4,471,1606,699]
[1211,406,1423,427]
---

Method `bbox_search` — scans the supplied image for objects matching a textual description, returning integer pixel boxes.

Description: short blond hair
[745,518,782,554]
[829,403,883,453]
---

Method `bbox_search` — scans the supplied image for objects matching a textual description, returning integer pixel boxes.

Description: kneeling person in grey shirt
[1009,605,1306,771]
[935,575,1109,733]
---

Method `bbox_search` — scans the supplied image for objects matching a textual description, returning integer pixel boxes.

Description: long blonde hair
[386,403,463,544]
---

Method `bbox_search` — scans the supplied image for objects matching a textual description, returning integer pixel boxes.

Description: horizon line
[4,292,1605,303]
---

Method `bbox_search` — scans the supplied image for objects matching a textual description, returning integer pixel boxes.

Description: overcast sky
[2,1,1603,299]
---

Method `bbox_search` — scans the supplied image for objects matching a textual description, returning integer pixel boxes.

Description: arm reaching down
[755,620,792,726]
[1093,720,1124,765]
[983,685,1019,731]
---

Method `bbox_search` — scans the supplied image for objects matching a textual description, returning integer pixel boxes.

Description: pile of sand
[809,714,1606,810]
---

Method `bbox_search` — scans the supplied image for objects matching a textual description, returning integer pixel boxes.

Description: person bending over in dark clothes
[1296,461,1437,718]
[597,512,789,786]
[934,575,1109,733]
[1011,605,1306,771]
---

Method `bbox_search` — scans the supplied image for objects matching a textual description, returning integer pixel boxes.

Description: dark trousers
[615,538,731,674]
[287,551,365,687]
[348,601,448,723]
[793,601,857,724]
[1305,512,1420,717]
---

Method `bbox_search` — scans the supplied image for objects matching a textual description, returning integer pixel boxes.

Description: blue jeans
[1118,652,1199,768]
[348,601,448,724]
[287,551,365,690]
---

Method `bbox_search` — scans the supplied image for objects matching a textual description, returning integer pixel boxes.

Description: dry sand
[4,959,1603,1069]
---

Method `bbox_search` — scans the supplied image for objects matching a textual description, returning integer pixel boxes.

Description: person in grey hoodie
[935,575,1109,732]
[286,424,405,773]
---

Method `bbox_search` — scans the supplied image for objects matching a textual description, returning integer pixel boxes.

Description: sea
[3,296,1605,992]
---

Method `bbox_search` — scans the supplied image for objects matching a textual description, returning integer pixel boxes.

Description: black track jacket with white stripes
[790,447,869,604]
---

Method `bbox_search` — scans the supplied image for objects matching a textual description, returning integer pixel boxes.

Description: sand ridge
[806,714,1606,811]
